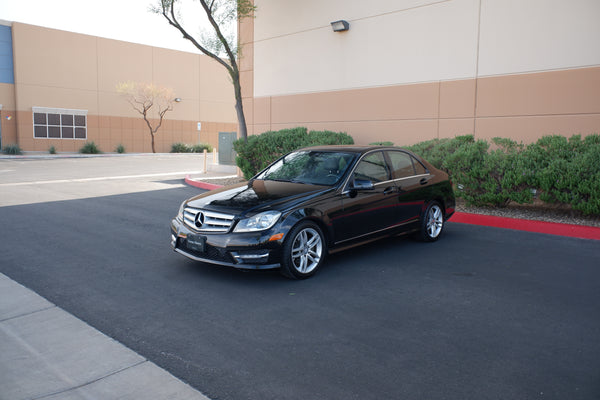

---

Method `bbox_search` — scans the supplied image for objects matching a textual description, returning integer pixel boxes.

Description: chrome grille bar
[183,207,235,233]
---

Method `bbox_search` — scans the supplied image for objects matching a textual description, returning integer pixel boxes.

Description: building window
[32,107,87,139]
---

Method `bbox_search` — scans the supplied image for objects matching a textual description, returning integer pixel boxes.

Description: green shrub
[79,142,102,154]
[406,135,475,171]
[404,133,600,215]
[190,143,213,153]
[171,142,213,153]
[525,134,600,214]
[2,144,23,155]
[233,127,354,179]
[115,144,126,154]
[307,130,354,146]
[171,142,189,153]
[49,146,57,154]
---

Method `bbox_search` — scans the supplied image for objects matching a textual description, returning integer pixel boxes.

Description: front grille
[183,207,235,233]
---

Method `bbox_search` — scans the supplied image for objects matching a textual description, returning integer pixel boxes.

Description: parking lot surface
[1,155,599,400]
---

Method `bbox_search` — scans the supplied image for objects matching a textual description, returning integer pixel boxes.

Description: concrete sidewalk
[0,273,210,400]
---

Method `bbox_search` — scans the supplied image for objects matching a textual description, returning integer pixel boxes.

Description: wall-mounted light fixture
[174,98,182,102]
[330,20,350,32]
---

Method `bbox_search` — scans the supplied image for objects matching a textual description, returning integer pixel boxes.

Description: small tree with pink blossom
[117,81,176,153]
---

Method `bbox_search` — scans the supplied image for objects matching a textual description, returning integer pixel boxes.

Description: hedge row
[171,142,213,153]
[233,127,354,179]
[405,134,600,215]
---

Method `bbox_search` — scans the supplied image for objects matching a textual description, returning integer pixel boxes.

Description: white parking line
[0,171,207,187]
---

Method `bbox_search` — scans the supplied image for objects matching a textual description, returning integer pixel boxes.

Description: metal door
[218,132,237,165]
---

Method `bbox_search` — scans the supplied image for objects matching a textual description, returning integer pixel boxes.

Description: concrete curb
[184,175,225,191]
[452,212,600,240]
[183,178,600,241]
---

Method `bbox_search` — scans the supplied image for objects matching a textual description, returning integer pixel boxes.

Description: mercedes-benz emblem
[194,212,205,228]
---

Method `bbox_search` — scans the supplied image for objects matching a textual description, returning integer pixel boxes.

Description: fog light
[231,250,270,264]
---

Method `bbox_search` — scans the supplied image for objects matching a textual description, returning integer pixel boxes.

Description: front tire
[280,221,326,279]
[417,201,445,242]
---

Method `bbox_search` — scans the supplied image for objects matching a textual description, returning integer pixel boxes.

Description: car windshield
[256,151,356,186]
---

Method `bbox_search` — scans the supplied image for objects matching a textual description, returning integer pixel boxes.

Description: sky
[0,0,209,53]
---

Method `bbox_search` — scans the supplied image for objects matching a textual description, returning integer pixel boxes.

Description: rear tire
[280,221,326,279]
[417,201,445,242]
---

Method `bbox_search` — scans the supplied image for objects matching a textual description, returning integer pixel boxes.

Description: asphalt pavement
[1,153,236,400]
[1,153,599,400]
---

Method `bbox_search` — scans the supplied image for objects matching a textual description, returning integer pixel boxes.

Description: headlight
[234,211,281,232]
[176,201,186,221]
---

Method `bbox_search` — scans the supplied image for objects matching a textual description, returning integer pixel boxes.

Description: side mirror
[352,179,374,190]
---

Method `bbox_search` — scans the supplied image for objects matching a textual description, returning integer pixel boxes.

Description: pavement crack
[0,305,57,323]
[30,360,149,400]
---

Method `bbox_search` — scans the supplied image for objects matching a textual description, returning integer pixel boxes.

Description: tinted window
[413,158,427,175]
[354,152,389,182]
[33,113,46,124]
[32,108,88,141]
[62,126,74,138]
[61,114,74,126]
[258,151,355,186]
[48,113,60,125]
[48,126,60,138]
[74,115,86,127]
[75,127,86,139]
[388,151,415,179]
[34,125,47,138]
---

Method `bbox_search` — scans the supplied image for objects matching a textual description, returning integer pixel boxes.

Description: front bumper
[170,218,283,270]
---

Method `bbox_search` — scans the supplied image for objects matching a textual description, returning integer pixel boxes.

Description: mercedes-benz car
[171,145,455,279]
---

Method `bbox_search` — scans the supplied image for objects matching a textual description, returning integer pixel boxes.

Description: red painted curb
[184,175,223,191]
[451,212,600,240]
[183,177,600,241]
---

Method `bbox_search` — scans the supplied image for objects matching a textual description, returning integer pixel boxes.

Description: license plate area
[186,234,206,253]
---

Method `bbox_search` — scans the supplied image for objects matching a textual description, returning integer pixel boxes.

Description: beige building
[0,21,236,153]
[239,0,600,145]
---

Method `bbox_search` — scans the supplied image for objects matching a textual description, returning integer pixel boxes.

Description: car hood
[186,180,334,216]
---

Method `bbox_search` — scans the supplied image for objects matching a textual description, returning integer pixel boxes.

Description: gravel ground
[196,178,600,228]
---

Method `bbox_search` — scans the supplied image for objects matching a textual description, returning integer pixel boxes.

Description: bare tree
[153,0,255,141]
[116,81,176,153]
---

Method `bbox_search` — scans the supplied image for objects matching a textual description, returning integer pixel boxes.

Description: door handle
[383,186,396,194]
[420,178,428,185]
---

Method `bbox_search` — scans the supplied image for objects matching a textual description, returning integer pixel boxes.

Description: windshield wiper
[264,177,308,184]
[264,178,293,182]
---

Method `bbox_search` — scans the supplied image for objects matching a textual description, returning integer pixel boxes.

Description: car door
[332,151,401,244]
[386,150,431,224]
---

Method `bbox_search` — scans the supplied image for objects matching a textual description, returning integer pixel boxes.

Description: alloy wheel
[426,204,444,239]
[290,227,323,274]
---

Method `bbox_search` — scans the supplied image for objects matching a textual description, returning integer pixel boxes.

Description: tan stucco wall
[10,22,237,152]
[242,0,600,145]
[247,67,600,145]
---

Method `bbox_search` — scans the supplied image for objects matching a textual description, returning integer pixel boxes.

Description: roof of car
[300,145,402,154]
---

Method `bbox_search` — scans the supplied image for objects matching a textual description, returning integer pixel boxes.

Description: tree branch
[197,0,239,72]
[161,0,234,76]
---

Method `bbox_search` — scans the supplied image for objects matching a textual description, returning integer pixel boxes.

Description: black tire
[280,221,326,279]
[417,201,445,242]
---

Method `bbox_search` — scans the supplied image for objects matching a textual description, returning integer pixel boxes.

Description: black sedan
[171,145,455,279]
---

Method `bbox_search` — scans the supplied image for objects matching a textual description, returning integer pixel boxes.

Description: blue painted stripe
[0,25,14,84]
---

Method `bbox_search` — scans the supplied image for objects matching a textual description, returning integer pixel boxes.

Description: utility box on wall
[218,132,237,165]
